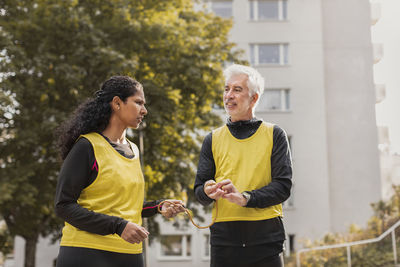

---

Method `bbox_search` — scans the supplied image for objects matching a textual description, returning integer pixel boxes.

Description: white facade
[5,236,59,267]
[321,0,381,233]
[146,214,212,267]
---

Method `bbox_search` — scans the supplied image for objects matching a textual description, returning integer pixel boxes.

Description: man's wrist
[116,219,129,236]
[241,191,251,206]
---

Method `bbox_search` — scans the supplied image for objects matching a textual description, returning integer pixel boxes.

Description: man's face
[223,74,257,122]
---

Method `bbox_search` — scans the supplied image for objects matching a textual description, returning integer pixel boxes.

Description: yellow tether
[157,181,218,229]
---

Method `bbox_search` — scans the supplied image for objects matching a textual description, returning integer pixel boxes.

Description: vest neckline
[93,132,139,162]
[224,122,265,142]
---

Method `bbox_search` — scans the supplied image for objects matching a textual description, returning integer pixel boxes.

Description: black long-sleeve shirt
[54,135,162,237]
[194,118,292,248]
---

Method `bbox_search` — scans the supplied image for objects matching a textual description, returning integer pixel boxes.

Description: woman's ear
[111,96,122,111]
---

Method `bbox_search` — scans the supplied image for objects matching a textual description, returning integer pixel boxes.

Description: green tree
[0,1,243,266]
[286,185,400,267]
[0,215,13,256]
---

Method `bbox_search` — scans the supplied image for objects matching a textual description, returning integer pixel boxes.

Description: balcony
[373,43,384,63]
[375,83,386,103]
[370,2,381,26]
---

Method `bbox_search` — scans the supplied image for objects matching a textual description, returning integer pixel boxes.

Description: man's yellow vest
[211,122,282,222]
[60,132,144,254]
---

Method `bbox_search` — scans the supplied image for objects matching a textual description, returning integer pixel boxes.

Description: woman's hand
[121,222,149,244]
[161,200,185,218]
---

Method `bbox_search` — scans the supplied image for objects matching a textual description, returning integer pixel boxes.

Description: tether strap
[157,181,218,229]
[157,200,217,229]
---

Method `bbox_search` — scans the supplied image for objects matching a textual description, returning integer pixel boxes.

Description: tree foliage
[0,218,13,256]
[285,185,400,267]
[0,0,243,266]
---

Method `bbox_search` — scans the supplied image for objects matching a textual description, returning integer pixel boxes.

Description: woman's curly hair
[57,76,143,160]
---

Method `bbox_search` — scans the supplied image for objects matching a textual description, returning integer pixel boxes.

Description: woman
[54,76,184,267]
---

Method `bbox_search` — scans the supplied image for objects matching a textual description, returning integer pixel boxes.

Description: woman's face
[117,88,147,129]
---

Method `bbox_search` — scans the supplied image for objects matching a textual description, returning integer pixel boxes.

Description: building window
[250,44,288,65]
[210,1,233,18]
[202,234,211,259]
[256,89,290,111]
[282,181,294,209]
[288,234,295,254]
[159,235,191,260]
[249,0,288,21]
[288,183,294,207]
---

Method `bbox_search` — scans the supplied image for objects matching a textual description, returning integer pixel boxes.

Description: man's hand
[204,180,226,200]
[121,222,149,244]
[161,200,186,218]
[219,179,248,207]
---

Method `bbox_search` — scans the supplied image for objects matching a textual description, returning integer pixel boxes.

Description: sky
[372,0,400,154]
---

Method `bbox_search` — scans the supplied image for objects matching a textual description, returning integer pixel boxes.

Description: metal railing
[296,220,400,267]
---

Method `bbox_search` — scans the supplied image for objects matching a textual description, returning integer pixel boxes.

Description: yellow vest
[60,132,144,254]
[211,122,282,222]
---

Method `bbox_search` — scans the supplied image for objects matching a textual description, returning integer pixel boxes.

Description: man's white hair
[223,64,265,99]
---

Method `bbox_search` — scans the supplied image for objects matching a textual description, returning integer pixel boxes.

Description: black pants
[56,246,144,267]
[211,245,283,267]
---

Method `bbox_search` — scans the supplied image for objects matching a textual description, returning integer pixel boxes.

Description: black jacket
[54,134,162,236]
[194,118,292,248]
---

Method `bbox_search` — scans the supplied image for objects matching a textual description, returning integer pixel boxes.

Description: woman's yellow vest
[212,122,282,222]
[60,132,144,254]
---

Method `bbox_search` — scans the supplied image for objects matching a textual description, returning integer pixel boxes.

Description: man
[194,64,292,267]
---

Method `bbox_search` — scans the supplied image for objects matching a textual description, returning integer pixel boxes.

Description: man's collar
[226,117,262,126]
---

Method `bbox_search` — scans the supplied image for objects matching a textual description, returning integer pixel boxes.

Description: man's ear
[251,93,259,107]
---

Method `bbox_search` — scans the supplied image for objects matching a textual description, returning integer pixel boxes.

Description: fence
[296,220,400,267]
